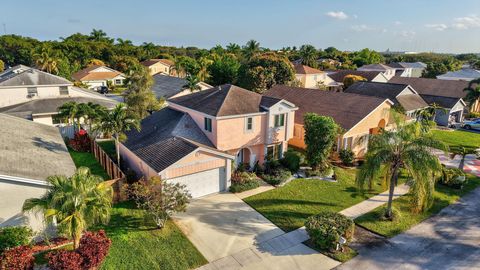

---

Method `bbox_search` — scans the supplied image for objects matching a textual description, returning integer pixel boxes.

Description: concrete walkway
[433,148,480,177]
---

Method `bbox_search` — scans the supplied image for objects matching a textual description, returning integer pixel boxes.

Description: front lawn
[96,202,207,270]
[68,148,110,180]
[431,129,480,151]
[355,174,480,237]
[244,168,387,232]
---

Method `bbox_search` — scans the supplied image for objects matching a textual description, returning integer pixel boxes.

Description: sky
[3,0,480,53]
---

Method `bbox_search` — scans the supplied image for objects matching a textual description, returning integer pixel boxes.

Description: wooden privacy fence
[91,140,126,202]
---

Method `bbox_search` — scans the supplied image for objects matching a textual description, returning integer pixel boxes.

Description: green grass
[304,240,358,262]
[355,174,480,237]
[431,129,480,151]
[68,148,110,180]
[96,201,207,270]
[244,168,388,232]
[98,140,116,159]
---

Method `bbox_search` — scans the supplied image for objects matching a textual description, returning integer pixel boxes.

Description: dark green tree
[303,113,339,171]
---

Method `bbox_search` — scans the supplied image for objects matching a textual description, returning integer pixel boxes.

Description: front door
[236,149,243,166]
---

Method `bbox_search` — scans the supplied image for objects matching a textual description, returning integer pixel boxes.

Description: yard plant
[305,212,354,251]
[0,226,32,253]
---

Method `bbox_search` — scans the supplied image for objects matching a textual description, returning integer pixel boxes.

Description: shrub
[264,159,282,175]
[305,167,334,178]
[68,131,91,152]
[229,172,259,193]
[0,226,33,253]
[379,207,401,221]
[280,150,301,172]
[261,169,292,186]
[441,167,466,189]
[305,212,354,251]
[0,245,34,270]
[339,149,355,166]
[77,230,111,269]
[465,111,480,119]
[47,250,83,270]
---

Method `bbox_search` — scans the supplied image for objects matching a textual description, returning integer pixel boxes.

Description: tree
[357,121,446,218]
[33,47,59,74]
[237,52,295,93]
[353,48,384,67]
[422,62,448,78]
[303,113,339,171]
[96,103,140,164]
[22,167,113,249]
[0,59,4,72]
[124,66,163,119]
[464,78,480,111]
[343,75,367,89]
[299,45,318,68]
[243,39,260,60]
[196,56,213,81]
[226,43,241,56]
[183,74,202,92]
[87,58,105,67]
[451,147,478,171]
[207,54,240,85]
[58,101,82,130]
[126,177,191,229]
[89,29,113,44]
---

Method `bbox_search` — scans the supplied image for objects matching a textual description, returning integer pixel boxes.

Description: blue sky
[3,0,480,53]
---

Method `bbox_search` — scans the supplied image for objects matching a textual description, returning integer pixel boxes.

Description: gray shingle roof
[437,68,480,80]
[123,108,215,173]
[388,76,470,99]
[151,74,188,98]
[420,95,464,109]
[327,70,384,83]
[0,65,72,87]
[345,82,428,111]
[0,114,76,181]
[169,84,282,117]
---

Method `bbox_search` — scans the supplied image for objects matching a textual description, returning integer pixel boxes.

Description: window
[245,117,253,132]
[204,117,212,132]
[266,146,274,160]
[27,87,37,97]
[59,86,69,95]
[266,144,283,161]
[115,79,122,85]
[274,114,285,127]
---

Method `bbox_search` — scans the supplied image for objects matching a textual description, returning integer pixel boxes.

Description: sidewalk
[432,148,480,177]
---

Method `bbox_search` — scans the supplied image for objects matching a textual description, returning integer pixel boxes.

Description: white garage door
[168,167,226,198]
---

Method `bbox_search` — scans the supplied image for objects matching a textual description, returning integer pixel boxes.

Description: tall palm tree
[243,39,260,60]
[33,48,59,74]
[197,56,213,81]
[226,43,241,56]
[95,103,140,164]
[183,74,202,92]
[357,121,447,218]
[172,56,186,78]
[299,44,318,68]
[464,78,480,112]
[23,167,113,249]
[58,101,81,130]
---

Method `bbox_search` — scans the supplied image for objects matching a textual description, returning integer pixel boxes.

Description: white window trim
[245,117,254,133]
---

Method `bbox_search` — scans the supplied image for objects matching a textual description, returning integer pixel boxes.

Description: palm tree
[95,103,140,164]
[464,78,480,112]
[226,43,241,55]
[183,74,202,92]
[299,44,318,68]
[33,48,59,74]
[243,39,260,59]
[357,121,446,218]
[172,56,186,78]
[197,57,213,81]
[58,101,81,130]
[451,147,478,171]
[23,167,113,249]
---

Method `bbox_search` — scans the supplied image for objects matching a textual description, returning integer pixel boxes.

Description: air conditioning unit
[27,93,37,98]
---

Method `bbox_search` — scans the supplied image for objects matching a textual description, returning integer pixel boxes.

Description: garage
[168,167,227,198]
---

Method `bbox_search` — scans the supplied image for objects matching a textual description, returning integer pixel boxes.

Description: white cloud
[452,15,480,30]
[394,21,402,26]
[425,23,448,31]
[400,30,416,38]
[351,24,373,32]
[326,11,348,20]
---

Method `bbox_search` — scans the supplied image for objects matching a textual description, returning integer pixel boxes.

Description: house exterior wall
[371,74,389,83]
[296,73,336,88]
[32,115,54,125]
[216,114,267,150]
[0,179,47,232]
[147,62,171,76]
[82,75,125,89]
[0,85,72,108]
[162,151,229,179]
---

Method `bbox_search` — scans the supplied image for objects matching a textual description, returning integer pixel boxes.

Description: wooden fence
[91,140,126,202]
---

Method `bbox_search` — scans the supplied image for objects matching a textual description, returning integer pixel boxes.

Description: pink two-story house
[120,84,297,198]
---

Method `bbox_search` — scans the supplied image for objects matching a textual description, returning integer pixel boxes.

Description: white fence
[58,125,76,139]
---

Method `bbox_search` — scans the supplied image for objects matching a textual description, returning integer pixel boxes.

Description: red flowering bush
[77,230,111,269]
[0,245,34,270]
[47,250,83,270]
[69,131,91,152]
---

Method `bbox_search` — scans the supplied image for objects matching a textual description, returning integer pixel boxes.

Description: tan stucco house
[327,70,389,87]
[141,59,175,76]
[265,85,393,157]
[357,63,397,80]
[72,65,125,90]
[293,63,338,90]
[121,84,297,198]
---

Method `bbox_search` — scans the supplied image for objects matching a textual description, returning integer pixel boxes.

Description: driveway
[174,193,339,270]
[336,186,480,270]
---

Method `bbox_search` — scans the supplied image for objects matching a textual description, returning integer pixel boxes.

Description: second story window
[27,87,38,97]
[274,114,285,128]
[204,117,212,132]
[59,86,69,95]
[245,117,253,132]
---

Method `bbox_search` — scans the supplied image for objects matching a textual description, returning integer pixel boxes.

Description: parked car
[97,86,109,94]
[463,119,480,130]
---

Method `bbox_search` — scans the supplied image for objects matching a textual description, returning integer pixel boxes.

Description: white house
[0,114,77,232]
[387,62,426,78]
[357,63,397,80]
[72,65,126,89]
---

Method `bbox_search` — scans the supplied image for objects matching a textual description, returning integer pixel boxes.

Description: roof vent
[217,86,222,91]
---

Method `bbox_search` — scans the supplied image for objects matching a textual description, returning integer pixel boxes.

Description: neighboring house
[327,70,389,87]
[141,59,175,76]
[389,76,472,121]
[344,81,428,118]
[437,68,480,81]
[0,95,117,126]
[120,84,298,198]
[293,63,338,89]
[0,114,76,232]
[72,65,126,89]
[357,63,397,80]
[387,62,426,78]
[265,85,393,158]
[151,74,212,100]
[421,95,466,126]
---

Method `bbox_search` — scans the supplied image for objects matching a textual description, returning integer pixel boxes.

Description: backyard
[68,148,110,180]
[96,201,207,270]
[431,129,480,151]
[244,167,389,232]
[355,174,480,237]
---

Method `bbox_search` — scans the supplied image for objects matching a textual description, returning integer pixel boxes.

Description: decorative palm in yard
[451,146,478,171]
[22,167,113,249]
[95,103,140,164]
[183,74,202,92]
[357,121,447,218]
